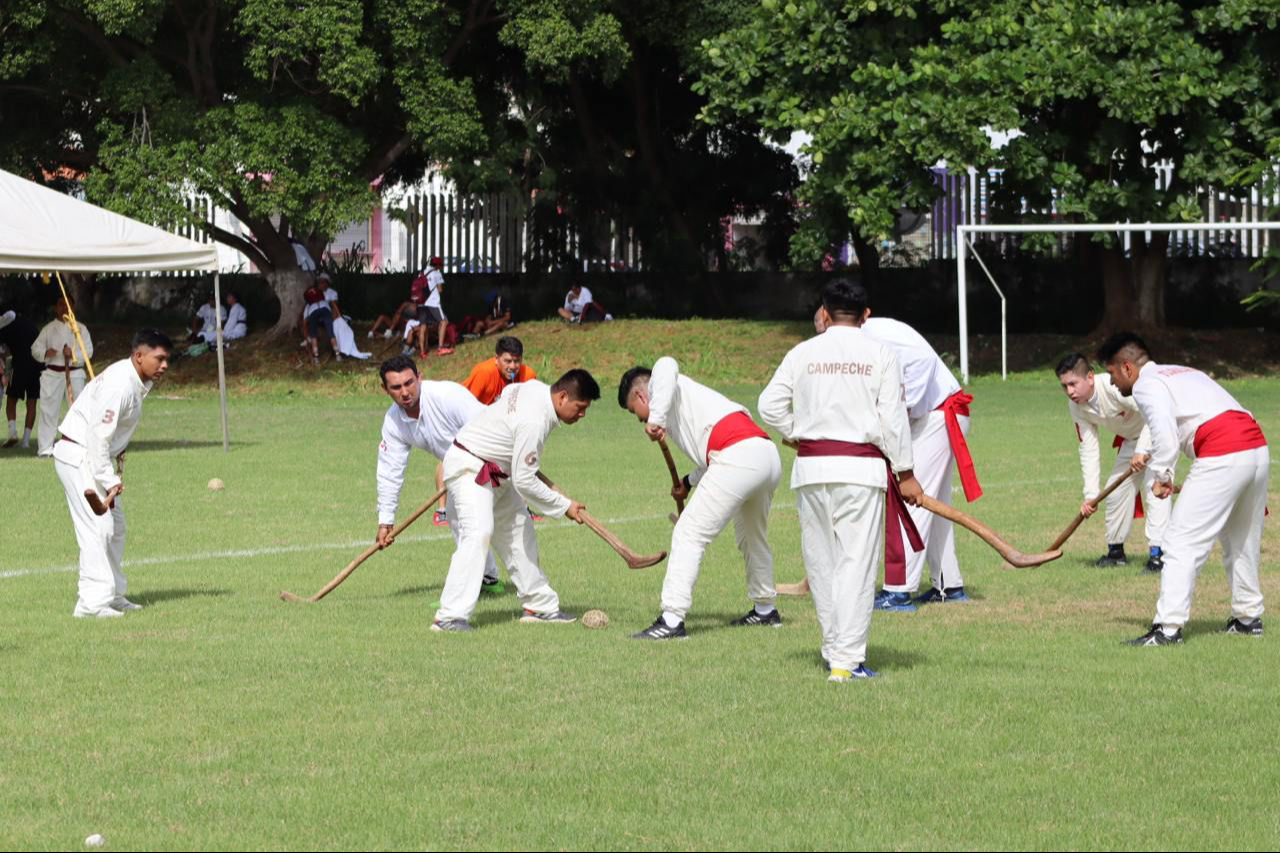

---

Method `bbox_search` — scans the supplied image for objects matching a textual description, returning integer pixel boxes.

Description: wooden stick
[63,353,75,406]
[1047,468,1137,552]
[918,495,1061,568]
[280,487,445,603]
[658,438,684,522]
[537,470,667,569]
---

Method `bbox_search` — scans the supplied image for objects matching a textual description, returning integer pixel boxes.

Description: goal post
[956,221,1280,383]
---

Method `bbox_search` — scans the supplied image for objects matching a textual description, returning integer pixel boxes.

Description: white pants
[660,437,781,620]
[53,440,127,612]
[798,482,885,671]
[1104,439,1170,548]
[442,488,501,582]
[1154,445,1268,628]
[885,411,965,593]
[435,447,559,622]
[37,368,86,456]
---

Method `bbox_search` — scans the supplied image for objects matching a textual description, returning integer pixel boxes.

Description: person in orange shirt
[434,336,538,525]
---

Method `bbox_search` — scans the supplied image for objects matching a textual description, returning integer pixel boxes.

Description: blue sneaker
[915,586,970,604]
[829,664,878,682]
[873,590,917,612]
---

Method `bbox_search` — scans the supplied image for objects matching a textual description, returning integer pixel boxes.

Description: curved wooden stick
[1047,468,1137,552]
[658,438,685,518]
[918,495,1061,568]
[63,353,75,406]
[280,487,445,603]
[537,470,666,569]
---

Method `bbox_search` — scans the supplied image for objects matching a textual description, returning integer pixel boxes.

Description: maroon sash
[453,441,508,488]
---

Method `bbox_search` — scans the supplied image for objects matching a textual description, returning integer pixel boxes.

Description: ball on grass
[207,478,225,491]
[85,834,105,847]
[582,609,609,629]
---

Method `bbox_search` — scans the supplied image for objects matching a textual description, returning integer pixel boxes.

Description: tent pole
[213,272,230,452]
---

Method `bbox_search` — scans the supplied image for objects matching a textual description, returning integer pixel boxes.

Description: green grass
[1,338,1278,850]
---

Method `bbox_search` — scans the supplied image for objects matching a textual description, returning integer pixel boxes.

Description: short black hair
[131,328,173,351]
[821,278,869,320]
[379,354,419,384]
[1055,353,1091,378]
[495,336,523,358]
[226,290,240,302]
[617,366,652,409]
[552,368,601,402]
[1097,332,1151,366]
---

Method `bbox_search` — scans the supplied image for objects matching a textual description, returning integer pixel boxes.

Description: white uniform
[31,318,93,457]
[424,270,445,310]
[435,381,568,622]
[52,358,152,615]
[647,357,781,621]
[376,380,499,582]
[195,303,228,343]
[759,325,913,671]
[224,303,248,341]
[1068,373,1168,549]
[1131,362,1268,630]
[565,286,593,317]
[863,317,970,594]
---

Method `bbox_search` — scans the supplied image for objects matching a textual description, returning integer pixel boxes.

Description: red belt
[705,411,769,464]
[936,391,982,502]
[453,440,508,488]
[1194,411,1267,458]
[796,439,924,586]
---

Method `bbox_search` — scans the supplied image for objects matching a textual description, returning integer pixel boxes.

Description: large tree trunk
[850,232,880,283]
[265,266,313,341]
[1094,232,1168,333]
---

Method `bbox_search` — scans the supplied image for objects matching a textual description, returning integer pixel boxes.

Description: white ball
[207,478,225,491]
[85,834,105,847]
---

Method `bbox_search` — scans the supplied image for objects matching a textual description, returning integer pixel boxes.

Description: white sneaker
[74,602,125,619]
[110,596,143,612]
[383,329,393,339]
[366,330,374,339]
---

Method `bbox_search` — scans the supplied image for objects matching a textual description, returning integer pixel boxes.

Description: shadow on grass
[134,587,232,606]
[393,584,442,598]
[785,645,926,672]
[1111,613,1232,638]
[128,440,256,452]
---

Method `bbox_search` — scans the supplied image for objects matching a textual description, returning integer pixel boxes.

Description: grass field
[2,324,1278,851]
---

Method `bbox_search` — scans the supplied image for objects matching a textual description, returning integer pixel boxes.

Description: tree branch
[206,222,270,271]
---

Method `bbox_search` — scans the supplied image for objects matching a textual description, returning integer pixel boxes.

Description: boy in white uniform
[618,358,782,639]
[53,329,172,617]
[32,297,93,457]
[1055,353,1168,571]
[191,293,227,343]
[558,284,594,322]
[1098,333,1268,645]
[374,355,504,593]
[759,280,922,681]
[223,292,248,341]
[433,370,599,631]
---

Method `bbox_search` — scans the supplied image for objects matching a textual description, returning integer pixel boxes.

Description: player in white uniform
[433,370,599,631]
[1098,333,1268,645]
[1055,353,1168,571]
[223,292,248,341]
[191,294,227,344]
[558,284,594,322]
[759,280,922,681]
[618,357,782,639]
[53,329,172,618]
[32,298,93,457]
[374,355,504,593]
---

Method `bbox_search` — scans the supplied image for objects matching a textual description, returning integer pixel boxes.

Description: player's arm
[86,383,127,498]
[645,356,679,440]
[1073,414,1101,500]
[78,325,94,363]
[32,325,53,361]
[1132,379,1179,491]
[757,352,797,440]
[511,423,572,517]
[374,420,411,547]
[874,349,919,502]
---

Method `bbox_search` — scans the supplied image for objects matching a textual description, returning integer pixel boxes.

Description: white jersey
[57,358,151,493]
[1132,362,1253,484]
[1068,373,1151,499]
[452,380,571,517]
[376,380,484,525]
[31,319,93,367]
[225,303,247,337]
[565,286,593,315]
[304,287,338,319]
[861,317,958,419]
[646,356,748,486]
[424,270,444,308]
[196,303,227,330]
[758,324,912,490]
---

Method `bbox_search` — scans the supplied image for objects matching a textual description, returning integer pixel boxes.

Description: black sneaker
[1095,551,1128,567]
[1218,617,1263,636]
[1144,554,1164,573]
[631,616,688,640]
[731,608,782,627]
[914,586,971,604]
[1126,624,1183,646]
[431,619,474,633]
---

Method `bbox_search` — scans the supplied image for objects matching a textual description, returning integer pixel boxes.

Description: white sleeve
[1132,379,1179,484]
[1134,421,1152,457]
[511,421,572,517]
[86,381,128,492]
[30,325,50,361]
[875,349,913,473]
[1074,413,1101,500]
[646,357,679,429]
[758,352,797,440]
[900,354,930,413]
[375,417,411,526]
[77,325,94,363]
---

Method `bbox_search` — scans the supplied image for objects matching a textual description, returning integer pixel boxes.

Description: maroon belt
[453,440,509,488]
[796,439,924,586]
[44,364,82,373]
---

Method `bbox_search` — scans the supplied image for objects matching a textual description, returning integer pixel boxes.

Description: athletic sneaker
[828,664,877,682]
[433,509,449,526]
[1218,617,1263,636]
[873,590,917,612]
[335,353,343,362]
[383,329,393,339]
[520,609,576,624]
[731,608,782,627]
[431,619,474,632]
[110,596,143,612]
[1144,554,1164,573]
[2,438,17,448]
[1095,550,1128,567]
[436,347,455,356]
[631,616,688,640]
[1126,625,1183,646]
[528,507,545,522]
[481,577,506,595]
[73,603,125,619]
[366,330,374,339]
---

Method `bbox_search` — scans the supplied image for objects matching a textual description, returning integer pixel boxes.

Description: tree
[697,0,1280,329]
[0,0,629,336]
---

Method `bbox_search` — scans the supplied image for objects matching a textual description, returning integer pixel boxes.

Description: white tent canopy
[0,168,218,272]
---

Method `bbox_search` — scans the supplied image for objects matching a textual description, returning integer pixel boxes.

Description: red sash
[1193,411,1267,458]
[705,411,769,464]
[1112,435,1145,518]
[796,439,924,586]
[936,391,982,502]
[453,441,509,488]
